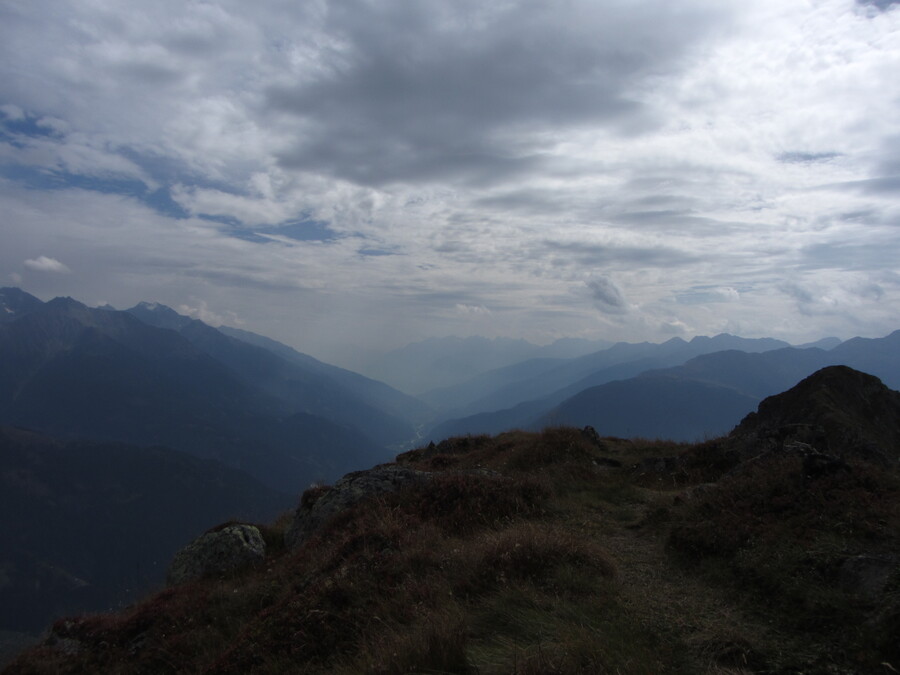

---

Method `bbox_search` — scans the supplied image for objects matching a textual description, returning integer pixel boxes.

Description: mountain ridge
[126,302,419,448]
[423,333,794,420]
[429,330,900,442]
[0,295,392,493]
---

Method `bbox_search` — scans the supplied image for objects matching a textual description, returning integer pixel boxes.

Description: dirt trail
[594,497,799,674]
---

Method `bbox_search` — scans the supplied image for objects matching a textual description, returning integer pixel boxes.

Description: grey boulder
[285,465,428,550]
[167,524,266,586]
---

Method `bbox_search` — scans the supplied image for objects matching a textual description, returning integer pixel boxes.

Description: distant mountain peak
[688,333,790,349]
[131,301,180,315]
[794,336,842,350]
[45,295,88,311]
[127,301,194,331]
[0,287,44,322]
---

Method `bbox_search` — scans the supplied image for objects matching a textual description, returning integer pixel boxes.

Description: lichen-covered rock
[285,465,429,550]
[167,524,265,586]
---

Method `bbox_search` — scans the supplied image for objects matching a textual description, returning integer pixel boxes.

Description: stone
[581,425,602,446]
[167,524,265,586]
[285,465,429,550]
[676,482,719,503]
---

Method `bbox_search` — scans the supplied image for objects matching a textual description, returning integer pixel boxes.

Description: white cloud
[170,184,295,228]
[176,300,244,327]
[23,256,70,273]
[455,303,491,315]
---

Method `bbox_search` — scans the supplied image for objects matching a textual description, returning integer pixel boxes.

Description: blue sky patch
[258,219,338,242]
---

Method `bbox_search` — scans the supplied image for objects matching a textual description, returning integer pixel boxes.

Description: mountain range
[428,331,900,442]
[422,333,794,418]
[362,334,615,395]
[0,288,425,493]
[6,285,900,453]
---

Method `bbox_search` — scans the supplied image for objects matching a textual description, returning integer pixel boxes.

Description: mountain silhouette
[0,295,390,492]
[0,426,284,634]
[127,302,422,448]
[0,288,44,323]
[431,331,899,442]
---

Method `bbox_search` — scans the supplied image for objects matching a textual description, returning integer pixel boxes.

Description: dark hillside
[536,375,759,441]
[829,329,900,390]
[0,426,285,635]
[0,297,389,492]
[217,324,432,428]
[0,288,43,323]
[128,303,417,448]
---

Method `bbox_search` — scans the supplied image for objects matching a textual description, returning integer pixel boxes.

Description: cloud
[23,255,70,273]
[585,275,629,314]
[544,240,701,269]
[0,104,24,120]
[660,320,689,335]
[267,0,732,186]
[1,1,899,360]
[176,300,243,327]
[675,286,741,304]
[780,275,888,317]
[455,303,491,315]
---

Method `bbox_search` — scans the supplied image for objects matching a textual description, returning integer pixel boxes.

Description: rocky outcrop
[285,465,429,550]
[167,524,265,586]
[728,366,900,463]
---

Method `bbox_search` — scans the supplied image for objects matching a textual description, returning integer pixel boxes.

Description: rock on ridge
[167,524,265,586]
[285,465,429,550]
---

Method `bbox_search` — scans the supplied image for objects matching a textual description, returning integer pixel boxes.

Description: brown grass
[9,427,900,674]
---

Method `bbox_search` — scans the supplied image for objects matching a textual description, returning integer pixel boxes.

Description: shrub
[400,472,552,534]
[349,607,472,674]
[457,522,616,596]
[668,453,900,653]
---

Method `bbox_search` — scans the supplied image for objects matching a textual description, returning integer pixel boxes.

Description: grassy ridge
[7,427,900,673]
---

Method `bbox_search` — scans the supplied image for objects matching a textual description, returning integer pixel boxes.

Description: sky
[1,0,899,370]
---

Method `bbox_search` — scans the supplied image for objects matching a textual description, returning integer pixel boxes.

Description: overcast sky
[1,0,899,368]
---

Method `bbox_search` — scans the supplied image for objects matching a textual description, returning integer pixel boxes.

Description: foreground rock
[167,524,265,586]
[285,465,429,550]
